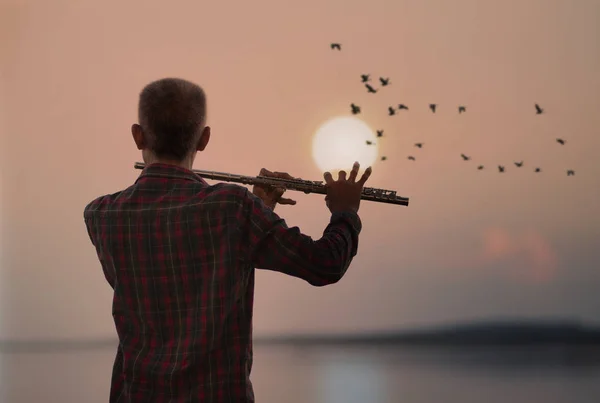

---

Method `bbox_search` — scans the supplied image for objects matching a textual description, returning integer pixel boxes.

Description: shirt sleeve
[239,188,362,286]
[83,201,98,246]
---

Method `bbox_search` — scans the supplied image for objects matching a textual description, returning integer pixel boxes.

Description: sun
[311,116,378,174]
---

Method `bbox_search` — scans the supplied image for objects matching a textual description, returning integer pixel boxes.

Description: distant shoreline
[254,321,600,346]
[2,321,600,352]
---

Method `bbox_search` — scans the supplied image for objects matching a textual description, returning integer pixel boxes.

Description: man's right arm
[238,188,362,286]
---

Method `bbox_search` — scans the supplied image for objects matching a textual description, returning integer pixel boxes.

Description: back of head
[138,78,207,161]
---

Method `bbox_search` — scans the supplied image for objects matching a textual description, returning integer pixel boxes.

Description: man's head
[132,78,210,168]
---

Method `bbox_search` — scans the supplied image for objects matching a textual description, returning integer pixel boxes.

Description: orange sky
[1,0,599,340]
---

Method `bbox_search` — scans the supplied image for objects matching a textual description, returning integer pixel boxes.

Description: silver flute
[134,162,409,206]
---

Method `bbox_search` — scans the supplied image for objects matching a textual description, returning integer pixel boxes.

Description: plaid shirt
[83,163,362,402]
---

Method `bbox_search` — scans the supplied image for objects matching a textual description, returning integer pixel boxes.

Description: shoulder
[183,182,253,210]
[200,183,275,218]
[198,182,249,200]
[209,183,269,208]
[207,182,249,196]
[83,190,124,218]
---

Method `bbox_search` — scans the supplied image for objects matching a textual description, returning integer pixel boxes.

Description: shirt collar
[135,163,208,185]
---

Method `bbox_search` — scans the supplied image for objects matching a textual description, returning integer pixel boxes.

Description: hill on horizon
[254,318,600,345]
[2,318,600,352]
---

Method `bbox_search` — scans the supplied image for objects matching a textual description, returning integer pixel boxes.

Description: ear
[131,124,145,150]
[196,126,211,151]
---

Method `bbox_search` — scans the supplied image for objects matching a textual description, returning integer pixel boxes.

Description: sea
[1,342,599,403]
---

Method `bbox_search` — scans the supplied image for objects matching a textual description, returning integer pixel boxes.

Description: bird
[376,130,384,138]
[460,154,470,161]
[398,104,409,110]
[498,165,505,173]
[330,43,341,50]
[407,156,416,161]
[429,104,437,113]
[388,106,396,116]
[366,140,374,145]
[365,84,377,93]
[458,106,466,113]
[381,156,387,161]
[514,161,523,167]
[414,143,423,148]
[556,138,565,145]
[379,77,390,86]
[567,170,575,176]
[477,165,484,170]
[535,103,544,114]
[534,167,541,172]
[361,74,370,82]
[351,103,361,114]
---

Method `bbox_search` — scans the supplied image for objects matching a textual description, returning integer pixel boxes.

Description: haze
[1,0,599,342]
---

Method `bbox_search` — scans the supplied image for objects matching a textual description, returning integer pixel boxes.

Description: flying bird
[567,170,575,176]
[556,138,565,145]
[376,130,384,137]
[429,104,437,113]
[351,103,361,114]
[330,43,341,50]
[407,156,416,161]
[379,77,390,86]
[366,140,374,145]
[535,103,544,114]
[398,104,409,110]
[388,106,396,116]
[365,84,377,93]
[381,156,387,161]
[361,74,370,82]
[498,165,505,173]
[514,161,523,167]
[458,106,466,113]
[534,167,541,172]
[477,165,484,170]
[414,143,423,148]
[460,154,470,161]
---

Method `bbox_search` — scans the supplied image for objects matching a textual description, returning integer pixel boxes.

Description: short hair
[138,78,207,161]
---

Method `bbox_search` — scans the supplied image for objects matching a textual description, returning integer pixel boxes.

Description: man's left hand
[252,168,297,210]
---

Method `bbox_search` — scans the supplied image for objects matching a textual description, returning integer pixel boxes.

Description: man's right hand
[323,162,372,214]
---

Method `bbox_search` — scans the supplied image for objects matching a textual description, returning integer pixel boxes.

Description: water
[1,343,599,402]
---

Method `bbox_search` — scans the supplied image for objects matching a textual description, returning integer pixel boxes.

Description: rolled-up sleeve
[239,188,362,286]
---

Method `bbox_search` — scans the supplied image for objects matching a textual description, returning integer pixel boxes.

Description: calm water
[1,343,599,403]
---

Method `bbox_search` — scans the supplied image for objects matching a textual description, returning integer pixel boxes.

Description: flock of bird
[330,42,576,177]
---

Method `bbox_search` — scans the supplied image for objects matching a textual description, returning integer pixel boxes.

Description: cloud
[478,226,559,283]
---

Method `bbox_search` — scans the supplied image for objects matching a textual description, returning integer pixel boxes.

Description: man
[83,77,372,402]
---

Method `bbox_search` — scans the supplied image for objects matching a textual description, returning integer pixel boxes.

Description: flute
[134,162,409,206]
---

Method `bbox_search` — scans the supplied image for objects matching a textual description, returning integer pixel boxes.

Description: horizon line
[2,318,599,349]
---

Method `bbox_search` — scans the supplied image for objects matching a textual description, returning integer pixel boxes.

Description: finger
[257,184,274,194]
[338,170,347,181]
[348,161,359,182]
[278,197,296,205]
[357,166,372,185]
[272,187,285,198]
[265,189,283,205]
[259,168,273,176]
[273,171,295,180]
[323,171,333,184]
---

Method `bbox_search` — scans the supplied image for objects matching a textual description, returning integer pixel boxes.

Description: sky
[1,0,599,341]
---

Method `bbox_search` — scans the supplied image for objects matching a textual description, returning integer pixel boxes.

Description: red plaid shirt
[83,163,362,402]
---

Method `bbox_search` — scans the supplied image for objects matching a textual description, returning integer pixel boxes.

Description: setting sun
[311,116,378,173]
